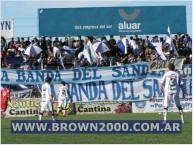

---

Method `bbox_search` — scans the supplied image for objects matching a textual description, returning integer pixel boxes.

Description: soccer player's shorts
[1,102,8,111]
[41,100,53,112]
[58,98,67,108]
[163,92,180,108]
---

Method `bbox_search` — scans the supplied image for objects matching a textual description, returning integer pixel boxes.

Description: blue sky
[1,0,192,38]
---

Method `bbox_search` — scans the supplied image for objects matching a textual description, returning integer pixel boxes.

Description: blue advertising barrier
[38,6,187,36]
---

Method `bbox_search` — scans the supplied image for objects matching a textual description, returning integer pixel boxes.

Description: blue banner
[39,6,187,36]
[11,120,181,134]
[1,63,192,85]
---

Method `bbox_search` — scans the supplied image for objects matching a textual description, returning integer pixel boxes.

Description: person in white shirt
[56,81,72,117]
[160,63,186,123]
[39,77,56,121]
[129,36,136,49]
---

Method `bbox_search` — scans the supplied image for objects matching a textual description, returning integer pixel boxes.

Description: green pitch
[1,112,192,144]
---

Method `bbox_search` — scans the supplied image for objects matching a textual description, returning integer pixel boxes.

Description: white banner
[5,98,41,118]
[1,19,14,39]
[52,78,192,103]
[149,58,185,71]
[4,98,75,118]
[10,89,32,99]
[132,98,192,113]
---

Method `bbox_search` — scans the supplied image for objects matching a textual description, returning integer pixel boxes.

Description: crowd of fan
[1,33,192,70]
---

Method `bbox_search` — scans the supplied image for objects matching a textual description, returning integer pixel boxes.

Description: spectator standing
[53,37,60,47]
[15,37,21,49]
[108,35,116,49]
[77,36,84,46]
[133,35,139,42]
[46,36,52,47]
[47,48,54,65]
[7,45,16,57]
[25,37,31,47]
[7,37,16,49]
[183,34,192,49]
[63,37,69,46]
[143,36,150,47]
[1,36,7,51]
[129,36,136,49]
[40,36,47,52]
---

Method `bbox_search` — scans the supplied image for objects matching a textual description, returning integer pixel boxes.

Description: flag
[80,41,98,64]
[165,26,179,57]
[62,46,74,55]
[152,42,167,60]
[21,53,27,61]
[53,46,60,58]
[117,37,127,54]
[59,55,66,70]
[87,41,98,63]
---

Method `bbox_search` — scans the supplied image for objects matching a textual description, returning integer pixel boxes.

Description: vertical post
[110,57,112,67]
[41,59,43,70]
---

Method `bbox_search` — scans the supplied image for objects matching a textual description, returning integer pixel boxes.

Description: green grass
[1,112,192,144]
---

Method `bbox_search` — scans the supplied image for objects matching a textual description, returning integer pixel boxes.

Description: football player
[1,85,10,118]
[160,63,186,123]
[56,81,72,117]
[39,77,56,121]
